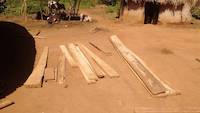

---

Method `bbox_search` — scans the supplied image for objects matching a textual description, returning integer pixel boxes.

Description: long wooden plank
[79,45,105,78]
[58,55,66,84]
[110,35,167,95]
[68,43,97,84]
[0,100,14,109]
[59,45,77,67]
[24,47,48,88]
[79,44,119,78]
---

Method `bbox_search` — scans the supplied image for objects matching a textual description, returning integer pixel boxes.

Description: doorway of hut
[144,1,160,24]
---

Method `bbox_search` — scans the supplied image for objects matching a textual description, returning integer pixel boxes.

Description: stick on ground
[0,100,14,109]
[89,42,112,55]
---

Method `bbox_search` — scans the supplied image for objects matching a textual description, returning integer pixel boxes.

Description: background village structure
[1,0,200,113]
[120,0,200,23]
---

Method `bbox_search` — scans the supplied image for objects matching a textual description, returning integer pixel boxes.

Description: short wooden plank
[24,47,49,88]
[79,45,105,78]
[44,68,55,81]
[68,43,97,84]
[79,44,119,78]
[110,35,166,95]
[59,45,77,67]
[0,100,14,109]
[58,55,66,84]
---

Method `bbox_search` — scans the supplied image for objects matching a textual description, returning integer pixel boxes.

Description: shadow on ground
[0,21,36,99]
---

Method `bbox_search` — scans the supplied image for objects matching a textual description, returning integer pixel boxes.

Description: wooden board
[44,68,55,81]
[79,45,105,78]
[24,47,48,88]
[0,100,14,109]
[68,43,97,84]
[79,44,119,78]
[110,35,167,95]
[58,55,66,84]
[59,45,77,67]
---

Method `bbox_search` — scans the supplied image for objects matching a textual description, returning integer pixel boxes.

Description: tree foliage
[2,0,99,15]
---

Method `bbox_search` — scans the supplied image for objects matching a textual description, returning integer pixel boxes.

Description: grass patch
[105,1,119,17]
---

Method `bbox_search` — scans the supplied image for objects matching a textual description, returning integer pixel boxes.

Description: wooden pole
[76,0,81,15]
[23,0,27,22]
[117,0,125,19]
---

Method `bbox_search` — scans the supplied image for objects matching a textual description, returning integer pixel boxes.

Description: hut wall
[159,3,191,23]
[123,2,192,23]
[123,8,144,23]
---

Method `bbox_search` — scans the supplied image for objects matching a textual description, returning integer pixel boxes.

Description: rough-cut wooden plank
[59,45,77,67]
[44,68,55,81]
[79,45,105,78]
[68,43,97,84]
[58,55,66,84]
[79,44,119,78]
[24,47,48,88]
[110,35,167,95]
[0,99,14,109]
[75,45,98,81]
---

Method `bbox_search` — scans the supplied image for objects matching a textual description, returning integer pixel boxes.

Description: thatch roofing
[131,0,200,6]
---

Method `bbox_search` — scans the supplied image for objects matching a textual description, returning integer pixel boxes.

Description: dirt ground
[1,6,200,113]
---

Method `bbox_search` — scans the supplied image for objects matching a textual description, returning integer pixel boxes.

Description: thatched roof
[131,0,200,6]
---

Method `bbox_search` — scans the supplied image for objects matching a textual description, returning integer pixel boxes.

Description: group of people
[35,0,91,24]
[46,0,67,24]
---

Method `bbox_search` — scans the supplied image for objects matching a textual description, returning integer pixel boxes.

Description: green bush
[3,0,99,16]
[106,1,119,14]
[4,0,22,15]
[191,7,200,19]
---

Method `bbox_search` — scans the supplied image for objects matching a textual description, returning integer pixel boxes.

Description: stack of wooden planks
[24,46,63,88]
[110,35,180,97]
[60,43,119,84]
[24,43,119,87]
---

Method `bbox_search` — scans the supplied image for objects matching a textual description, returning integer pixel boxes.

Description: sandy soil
[1,6,200,113]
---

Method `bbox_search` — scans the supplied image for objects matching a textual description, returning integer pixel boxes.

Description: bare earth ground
[1,6,200,113]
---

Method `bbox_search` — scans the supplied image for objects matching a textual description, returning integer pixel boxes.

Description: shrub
[191,7,200,19]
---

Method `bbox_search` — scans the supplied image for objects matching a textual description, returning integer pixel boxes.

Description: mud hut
[119,0,200,24]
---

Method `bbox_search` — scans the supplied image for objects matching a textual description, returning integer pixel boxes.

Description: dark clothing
[144,1,160,24]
